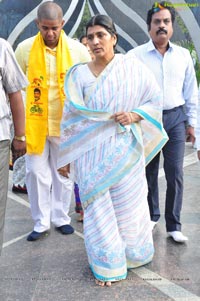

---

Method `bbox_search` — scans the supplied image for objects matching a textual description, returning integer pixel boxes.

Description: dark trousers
[146,106,187,232]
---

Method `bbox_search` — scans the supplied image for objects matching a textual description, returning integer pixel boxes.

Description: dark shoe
[12,184,27,194]
[27,230,49,241]
[56,224,74,235]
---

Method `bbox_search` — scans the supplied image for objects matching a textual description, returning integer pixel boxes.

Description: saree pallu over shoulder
[26,31,73,155]
[58,53,168,208]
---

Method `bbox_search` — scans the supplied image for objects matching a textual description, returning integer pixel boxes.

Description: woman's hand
[111,111,142,126]
[58,164,70,178]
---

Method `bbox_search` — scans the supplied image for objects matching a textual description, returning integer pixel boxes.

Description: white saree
[58,53,168,282]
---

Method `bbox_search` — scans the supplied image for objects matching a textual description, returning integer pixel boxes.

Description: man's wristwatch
[14,135,26,142]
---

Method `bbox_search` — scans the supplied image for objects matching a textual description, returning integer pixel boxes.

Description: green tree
[74,1,91,40]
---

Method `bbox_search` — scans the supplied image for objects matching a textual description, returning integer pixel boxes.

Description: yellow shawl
[26,30,73,154]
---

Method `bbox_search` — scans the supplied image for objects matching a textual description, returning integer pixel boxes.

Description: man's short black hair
[147,1,176,30]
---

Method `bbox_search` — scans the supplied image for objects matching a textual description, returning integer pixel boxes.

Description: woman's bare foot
[95,279,112,287]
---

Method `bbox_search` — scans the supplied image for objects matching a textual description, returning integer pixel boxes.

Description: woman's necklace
[92,66,103,77]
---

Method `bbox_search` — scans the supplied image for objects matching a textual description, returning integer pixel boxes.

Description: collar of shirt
[147,39,174,53]
[46,46,56,57]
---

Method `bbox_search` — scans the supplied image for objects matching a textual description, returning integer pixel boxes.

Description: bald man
[15,1,91,241]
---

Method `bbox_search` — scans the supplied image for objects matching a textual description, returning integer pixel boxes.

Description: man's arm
[183,51,198,128]
[184,53,198,144]
[9,91,26,157]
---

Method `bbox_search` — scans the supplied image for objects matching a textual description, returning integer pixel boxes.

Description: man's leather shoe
[167,231,188,243]
[27,230,49,241]
[150,220,158,231]
[56,224,74,234]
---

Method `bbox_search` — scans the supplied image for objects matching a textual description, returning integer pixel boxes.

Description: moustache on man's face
[156,28,168,35]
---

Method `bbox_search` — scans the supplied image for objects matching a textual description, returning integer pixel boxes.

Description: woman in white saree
[58,15,168,286]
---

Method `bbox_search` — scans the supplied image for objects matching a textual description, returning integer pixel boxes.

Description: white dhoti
[26,136,73,232]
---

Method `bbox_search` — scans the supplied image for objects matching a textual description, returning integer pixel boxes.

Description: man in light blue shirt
[130,1,198,243]
[0,38,28,254]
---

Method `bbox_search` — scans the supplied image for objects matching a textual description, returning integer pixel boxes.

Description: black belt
[163,105,183,114]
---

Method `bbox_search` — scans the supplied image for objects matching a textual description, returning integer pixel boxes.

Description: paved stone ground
[0,143,200,301]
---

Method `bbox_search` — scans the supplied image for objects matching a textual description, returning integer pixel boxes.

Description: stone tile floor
[0,143,200,301]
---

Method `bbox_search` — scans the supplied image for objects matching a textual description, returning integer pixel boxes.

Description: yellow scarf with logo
[26,30,73,154]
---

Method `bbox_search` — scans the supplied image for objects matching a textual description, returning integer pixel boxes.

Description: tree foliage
[74,1,91,40]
